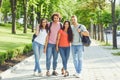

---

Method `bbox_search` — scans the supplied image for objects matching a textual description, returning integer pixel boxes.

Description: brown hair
[39,18,49,33]
[51,12,61,21]
[71,15,77,18]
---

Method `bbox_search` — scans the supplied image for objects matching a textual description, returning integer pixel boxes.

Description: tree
[110,0,117,49]
[28,0,37,32]
[23,0,28,33]
[0,0,2,7]
[1,0,11,23]
[9,0,17,34]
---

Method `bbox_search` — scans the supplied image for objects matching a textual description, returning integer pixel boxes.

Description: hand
[56,46,59,52]
[44,48,46,54]
[77,29,81,32]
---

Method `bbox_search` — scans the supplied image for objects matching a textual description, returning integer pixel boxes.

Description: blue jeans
[71,45,84,74]
[59,47,70,70]
[32,41,44,73]
[46,43,58,70]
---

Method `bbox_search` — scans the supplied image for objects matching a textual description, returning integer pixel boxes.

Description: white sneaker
[33,72,38,76]
[75,73,81,78]
[73,73,77,76]
[38,72,43,77]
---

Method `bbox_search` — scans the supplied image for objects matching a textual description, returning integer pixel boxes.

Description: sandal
[61,68,65,75]
[52,71,58,76]
[64,71,69,77]
[46,71,50,76]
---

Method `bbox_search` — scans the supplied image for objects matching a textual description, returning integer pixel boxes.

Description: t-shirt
[34,29,47,45]
[71,24,87,45]
[58,29,70,47]
[48,22,61,44]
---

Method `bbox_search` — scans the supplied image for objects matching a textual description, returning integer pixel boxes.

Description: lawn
[0,23,33,54]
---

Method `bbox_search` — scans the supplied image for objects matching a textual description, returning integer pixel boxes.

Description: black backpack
[79,25,91,47]
[32,33,37,42]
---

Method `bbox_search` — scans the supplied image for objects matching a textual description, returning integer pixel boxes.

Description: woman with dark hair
[32,18,48,76]
[56,21,73,77]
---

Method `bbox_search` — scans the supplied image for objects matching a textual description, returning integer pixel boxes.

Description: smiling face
[53,16,59,23]
[64,21,69,29]
[41,19,47,28]
[71,16,77,24]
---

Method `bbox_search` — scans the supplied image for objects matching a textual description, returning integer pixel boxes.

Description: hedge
[0,44,32,65]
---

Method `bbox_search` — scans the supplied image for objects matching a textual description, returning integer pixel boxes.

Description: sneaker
[52,71,58,76]
[46,71,50,76]
[33,71,38,76]
[73,73,77,76]
[75,73,81,78]
[38,72,43,77]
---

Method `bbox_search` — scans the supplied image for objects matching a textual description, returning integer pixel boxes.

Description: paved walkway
[0,40,120,80]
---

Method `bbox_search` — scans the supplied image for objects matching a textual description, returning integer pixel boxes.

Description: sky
[116,0,120,4]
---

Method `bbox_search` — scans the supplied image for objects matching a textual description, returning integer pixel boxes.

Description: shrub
[0,52,6,65]
[112,52,120,56]
[0,44,32,65]
[23,44,32,54]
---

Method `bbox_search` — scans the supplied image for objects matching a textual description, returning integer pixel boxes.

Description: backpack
[32,33,37,42]
[48,22,62,33]
[79,25,91,47]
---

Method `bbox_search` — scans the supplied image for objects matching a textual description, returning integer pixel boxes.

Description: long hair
[39,18,49,33]
[62,21,73,42]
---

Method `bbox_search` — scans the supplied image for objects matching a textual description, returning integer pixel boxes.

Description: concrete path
[0,40,120,80]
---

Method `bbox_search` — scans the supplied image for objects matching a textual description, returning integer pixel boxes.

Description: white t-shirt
[34,29,47,45]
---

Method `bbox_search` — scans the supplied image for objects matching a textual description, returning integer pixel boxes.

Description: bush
[0,52,7,65]
[112,52,120,56]
[23,44,32,54]
[0,44,32,65]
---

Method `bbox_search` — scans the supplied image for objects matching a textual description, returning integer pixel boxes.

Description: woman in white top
[32,18,48,76]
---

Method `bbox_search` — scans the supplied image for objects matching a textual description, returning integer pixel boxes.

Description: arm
[78,25,89,36]
[44,34,49,53]
[35,25,40,35]
[56,33,61,52]
[81,31,89,36]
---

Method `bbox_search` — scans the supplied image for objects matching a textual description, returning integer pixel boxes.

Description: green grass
[0,23,33,53]
[112,52,120,56]
[95,40,112,46]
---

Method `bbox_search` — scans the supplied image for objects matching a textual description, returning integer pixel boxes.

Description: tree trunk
[111,0,117,49]
[0,0,2,7]
[100,24,104,42]
[23,0,27,33]
[4,13,7,23]
[31,6,34,32]
[98,24,100,40]
[90,21,93,38]
[10,0,17,34]
[93,24,97,40]
[36,12,40,23]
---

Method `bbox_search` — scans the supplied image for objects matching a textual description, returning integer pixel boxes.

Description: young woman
[32,18,48,76]
[56,21,73,77]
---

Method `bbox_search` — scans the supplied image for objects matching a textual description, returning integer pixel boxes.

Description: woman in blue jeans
[32,18,48,76]
[56,21,73,77]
